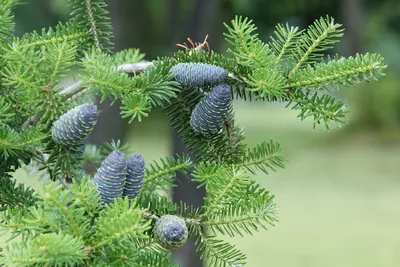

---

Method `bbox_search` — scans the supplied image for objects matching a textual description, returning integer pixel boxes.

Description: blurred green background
[8,0,400,266]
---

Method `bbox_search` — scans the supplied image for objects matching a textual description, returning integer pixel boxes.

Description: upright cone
[93,150,127,205]
[190,83,232,136]
[122,154,145,200]
[170,63,227,87]
[51,104,98,146]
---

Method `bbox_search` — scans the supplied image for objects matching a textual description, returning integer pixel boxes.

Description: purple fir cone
[170,63,227,87]
[190,83,232,136]
[51,104,98,146]
[122,154,145,200]
[93,150,127,205]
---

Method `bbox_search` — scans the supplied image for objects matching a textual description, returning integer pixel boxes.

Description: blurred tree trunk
[89,1,156,146]
[169,1,208,265]
[340,0,365,55]
[170,1,234,266]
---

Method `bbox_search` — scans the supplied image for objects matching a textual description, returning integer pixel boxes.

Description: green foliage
[0,2,386,266]
[14,21,89,51]
[0,98,14,126]
[287,91,347,129]
[114,48,145,65]
[0,125,45,168]
[269,23,303,62]
[0,174,38,211]
[68,0,114,51]
[0,0,18,45]
[289,53,386,90]
[196,235,246,267]
[142,154,193,193]
[289,16,344,75]
[1,233,88,266]
[238,140,285,175]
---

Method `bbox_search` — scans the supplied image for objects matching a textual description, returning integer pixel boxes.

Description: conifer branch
[289,53,386,90]
[43,192,83,238]
[21,62,154,129]
[143,155,193,186]
[289,16,344,76]
[237,141,285,175]
[196,234,247,267]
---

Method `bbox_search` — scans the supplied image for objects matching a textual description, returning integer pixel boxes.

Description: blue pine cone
[51,104,98,146]
[170,63,228,87]
[154,215,188,250]
[93,150,127,205]
[122,154,145,199]
[190,83,232,136]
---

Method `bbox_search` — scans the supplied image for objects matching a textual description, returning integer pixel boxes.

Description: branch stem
[22,62,154,129]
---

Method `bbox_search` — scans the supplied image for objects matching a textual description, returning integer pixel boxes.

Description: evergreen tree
[0,0,386,266]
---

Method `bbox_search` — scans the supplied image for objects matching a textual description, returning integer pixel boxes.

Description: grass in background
[10,103,400,267]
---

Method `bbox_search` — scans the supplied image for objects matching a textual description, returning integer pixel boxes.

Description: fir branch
[224,16,278,70]
[196,234,247,267]
[0,174,38,211]
[1,233,88,266]
[287,91,347,130]
[269,23,303,60]
[0,125,46,167]
[0,1,17,45]
[138,192,179,216]
[14,22,88,50]
[45,41,77,86]
[237,140,285,175]
[22,61,153,129]
[143,154,193,187]
[120,93,151,123]
[91,198,152,250]
[246,67,288,100]
[0,206,34,241]
[132,251,179,267]
[69,177,102,218]
[199,165,252,217]
[290,16,344,76]
[114,48,146,65]
[42,185,84,238]
[0,98,14,126]
[202,197,278,237]
[0,241,48,266]
[69,0,114,51]
[131,61,181,108]
[289,53,387,90]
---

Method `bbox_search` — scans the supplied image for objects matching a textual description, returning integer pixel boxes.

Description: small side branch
[22,62,154,129]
